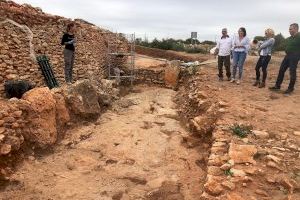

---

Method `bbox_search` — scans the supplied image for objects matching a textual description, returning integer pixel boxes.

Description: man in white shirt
[215,28,233,81]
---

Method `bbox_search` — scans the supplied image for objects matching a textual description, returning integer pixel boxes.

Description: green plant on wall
[224,169,233,176]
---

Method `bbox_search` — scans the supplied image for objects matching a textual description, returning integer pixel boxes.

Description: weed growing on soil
[224,169,233,176]
[230,124,252,138]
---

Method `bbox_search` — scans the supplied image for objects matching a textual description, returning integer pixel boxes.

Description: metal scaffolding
[106,33,135,85]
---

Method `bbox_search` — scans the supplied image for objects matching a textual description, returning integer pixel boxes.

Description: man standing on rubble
[61,23,76,84]
[215,28,233,81]
[269,23,300,94]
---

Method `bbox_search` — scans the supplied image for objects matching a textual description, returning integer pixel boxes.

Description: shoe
[269,86,280,91]
[258,82,265,88]
[227,77,231,81]
[253,80,260,86]
[230,79,235,83]
[219,77,224,81]
[236,80,241,85]
[284,89,294,95]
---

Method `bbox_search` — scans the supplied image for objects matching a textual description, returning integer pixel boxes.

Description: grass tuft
[230,123,252,138]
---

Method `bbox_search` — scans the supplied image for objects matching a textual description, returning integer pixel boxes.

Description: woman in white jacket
[231,27,250,85]
[253,28,275,88]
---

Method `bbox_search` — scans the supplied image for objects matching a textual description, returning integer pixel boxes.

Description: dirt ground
[193,55,300,199]
[205,55,300,132]
[135,55,167,69]
[135,46,210,62]
[0,54,299,200]
[0,86,207,200]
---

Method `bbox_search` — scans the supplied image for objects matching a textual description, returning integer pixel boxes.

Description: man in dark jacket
[61,23,76,83]
[270,23,300,94]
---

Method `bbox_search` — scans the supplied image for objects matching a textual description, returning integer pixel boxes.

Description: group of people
[60,23,300,95]
[215,23,300,94]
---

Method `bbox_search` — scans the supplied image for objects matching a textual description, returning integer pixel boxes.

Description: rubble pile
[0,78,119,180]
[177,70,300,200]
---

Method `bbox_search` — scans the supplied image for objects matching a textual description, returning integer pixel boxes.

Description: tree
[185,38,200,45]
[135,38,142,45]
[150,38,160,49]
[201,40,216,45]
[135,37,203,53]
[274,33,286,51]
[254,36,265,41]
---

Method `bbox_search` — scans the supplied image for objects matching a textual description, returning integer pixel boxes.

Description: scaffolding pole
[106,33,135,86]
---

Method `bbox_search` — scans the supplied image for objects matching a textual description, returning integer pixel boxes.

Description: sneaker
[253,81,260,87]
[284,89,294,95]
[258,82,265,88]
[230,79,235,83]
[269,86,280,91]
[236,80,241,85]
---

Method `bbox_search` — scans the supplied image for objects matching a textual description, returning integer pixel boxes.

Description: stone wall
[134,68,165,85]
[0,99,25,156]
[133,61,200,87]
[0,1,128,98]
[0,78,119,180]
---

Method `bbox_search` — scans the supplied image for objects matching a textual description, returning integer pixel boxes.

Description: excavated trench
[0,76,217,199]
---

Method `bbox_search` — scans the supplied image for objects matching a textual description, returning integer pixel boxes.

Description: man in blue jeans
[270,23,300,94]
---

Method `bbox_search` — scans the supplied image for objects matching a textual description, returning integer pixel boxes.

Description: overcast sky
[13,0,300,41]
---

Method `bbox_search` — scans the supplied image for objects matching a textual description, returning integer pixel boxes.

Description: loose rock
[253,130,269,139]
[229,143,257,164]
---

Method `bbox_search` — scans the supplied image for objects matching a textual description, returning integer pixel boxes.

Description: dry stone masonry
[0,0,128,98]
[0,0,128,180]
[0,78,120,179]
[178,72,300,200]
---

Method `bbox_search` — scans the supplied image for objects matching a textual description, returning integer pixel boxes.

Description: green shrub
[136,37,209,53]
[254,36,265,41]
[230,124,252,138]
[185,38,201,45]
[201,40,216,45]
[274,33,287,51]
[224,169,233,176]
[185,47,206,54]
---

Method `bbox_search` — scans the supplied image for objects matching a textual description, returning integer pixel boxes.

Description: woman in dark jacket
[61,23,76,83]
[253,28,275,88]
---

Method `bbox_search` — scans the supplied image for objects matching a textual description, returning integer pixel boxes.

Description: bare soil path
[1,54,299,200]
[0,86,205,200]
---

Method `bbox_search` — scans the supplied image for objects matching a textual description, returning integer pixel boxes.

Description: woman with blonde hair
[253,28,275,88]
